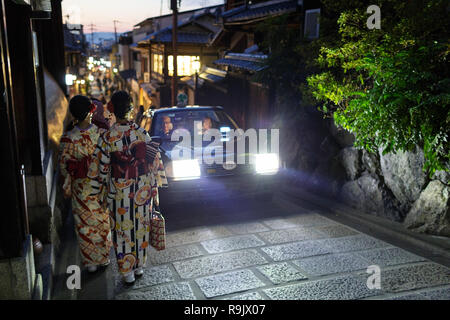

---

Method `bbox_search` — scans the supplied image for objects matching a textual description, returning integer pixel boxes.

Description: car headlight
[172,159,201,180]
[255,153,279,174]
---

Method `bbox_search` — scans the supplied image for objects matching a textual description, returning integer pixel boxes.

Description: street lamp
[192,58,200,74]
[192,58,200,104]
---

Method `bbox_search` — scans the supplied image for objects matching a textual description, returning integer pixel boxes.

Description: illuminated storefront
[168,55,201,76]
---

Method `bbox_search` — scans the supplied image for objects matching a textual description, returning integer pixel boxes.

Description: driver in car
[202,116,213,134]
[160,116,173,138]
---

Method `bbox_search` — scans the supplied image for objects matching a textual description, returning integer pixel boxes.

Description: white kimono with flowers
[91,122,166,275]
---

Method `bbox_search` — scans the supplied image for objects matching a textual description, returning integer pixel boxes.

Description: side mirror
[151,136,162,144]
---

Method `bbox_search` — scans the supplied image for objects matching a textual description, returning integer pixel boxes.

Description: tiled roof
[180,67,226,89]
[138,10,219,45]
[134,4,222,27]
[199,72,224,82]
[214,58,266,71]
[223,0,297,23]
[151,30,212,44]
[199,67,227,82]
[213,52,267,72]
[222,4,247,18]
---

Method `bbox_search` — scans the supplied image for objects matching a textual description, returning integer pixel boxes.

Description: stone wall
[274,106,450,237]
[0,235,42,299]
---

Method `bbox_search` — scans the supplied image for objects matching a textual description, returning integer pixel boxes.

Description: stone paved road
[112,198,450,300]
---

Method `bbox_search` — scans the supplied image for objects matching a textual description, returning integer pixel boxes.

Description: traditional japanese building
[63,23,87,95]
[126,4,224,109]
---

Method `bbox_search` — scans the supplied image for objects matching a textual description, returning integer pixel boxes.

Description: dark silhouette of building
[0,0,69,300]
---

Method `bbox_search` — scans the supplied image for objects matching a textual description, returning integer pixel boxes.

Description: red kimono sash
[111,141,148,179]
[67,156,90,179]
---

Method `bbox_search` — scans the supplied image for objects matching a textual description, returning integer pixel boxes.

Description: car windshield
[151,109,238,141]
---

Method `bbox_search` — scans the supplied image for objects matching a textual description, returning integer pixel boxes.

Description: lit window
[153,54,164,75]
[168,55,200,76]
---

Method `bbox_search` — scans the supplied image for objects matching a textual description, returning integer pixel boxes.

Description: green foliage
[307,0,450,175]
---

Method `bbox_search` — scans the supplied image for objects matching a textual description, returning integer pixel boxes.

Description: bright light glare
[172,160,201,179]
[65,74,74,85]
[255,153,279,174]
[88,74,94,81]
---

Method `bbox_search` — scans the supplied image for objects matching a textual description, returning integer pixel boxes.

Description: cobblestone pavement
[111,199,450,300]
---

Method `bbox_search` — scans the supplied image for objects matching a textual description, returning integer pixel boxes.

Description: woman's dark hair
[111,91,132,120]
[69,95,91,122]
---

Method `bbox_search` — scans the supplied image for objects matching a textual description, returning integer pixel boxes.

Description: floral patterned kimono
[90,122,166,275]
[59,124,112,267]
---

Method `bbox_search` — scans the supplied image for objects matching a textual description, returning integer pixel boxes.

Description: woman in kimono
[91,91,166,285]
[59,95,112,273]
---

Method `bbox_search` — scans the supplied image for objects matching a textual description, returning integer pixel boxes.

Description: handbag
[150,206,166,251]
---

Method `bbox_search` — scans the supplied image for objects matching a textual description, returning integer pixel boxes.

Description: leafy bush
[307,0,449,175]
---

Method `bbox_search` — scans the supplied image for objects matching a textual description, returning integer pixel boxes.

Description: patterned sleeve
[143,132,167,208]
[59,133,73,197]
[91,131,111,196]
[145,133,168,189]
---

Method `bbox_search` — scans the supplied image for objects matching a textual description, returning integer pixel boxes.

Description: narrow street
[1,0,449,303]
[54,185,450,300]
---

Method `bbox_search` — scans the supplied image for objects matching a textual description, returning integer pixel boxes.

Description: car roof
[152,106,223,114]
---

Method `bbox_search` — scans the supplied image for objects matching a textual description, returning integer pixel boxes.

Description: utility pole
[113,20,119,43]
[88,22,96,55]
[113,20,121,78]
[171,0,179,106]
